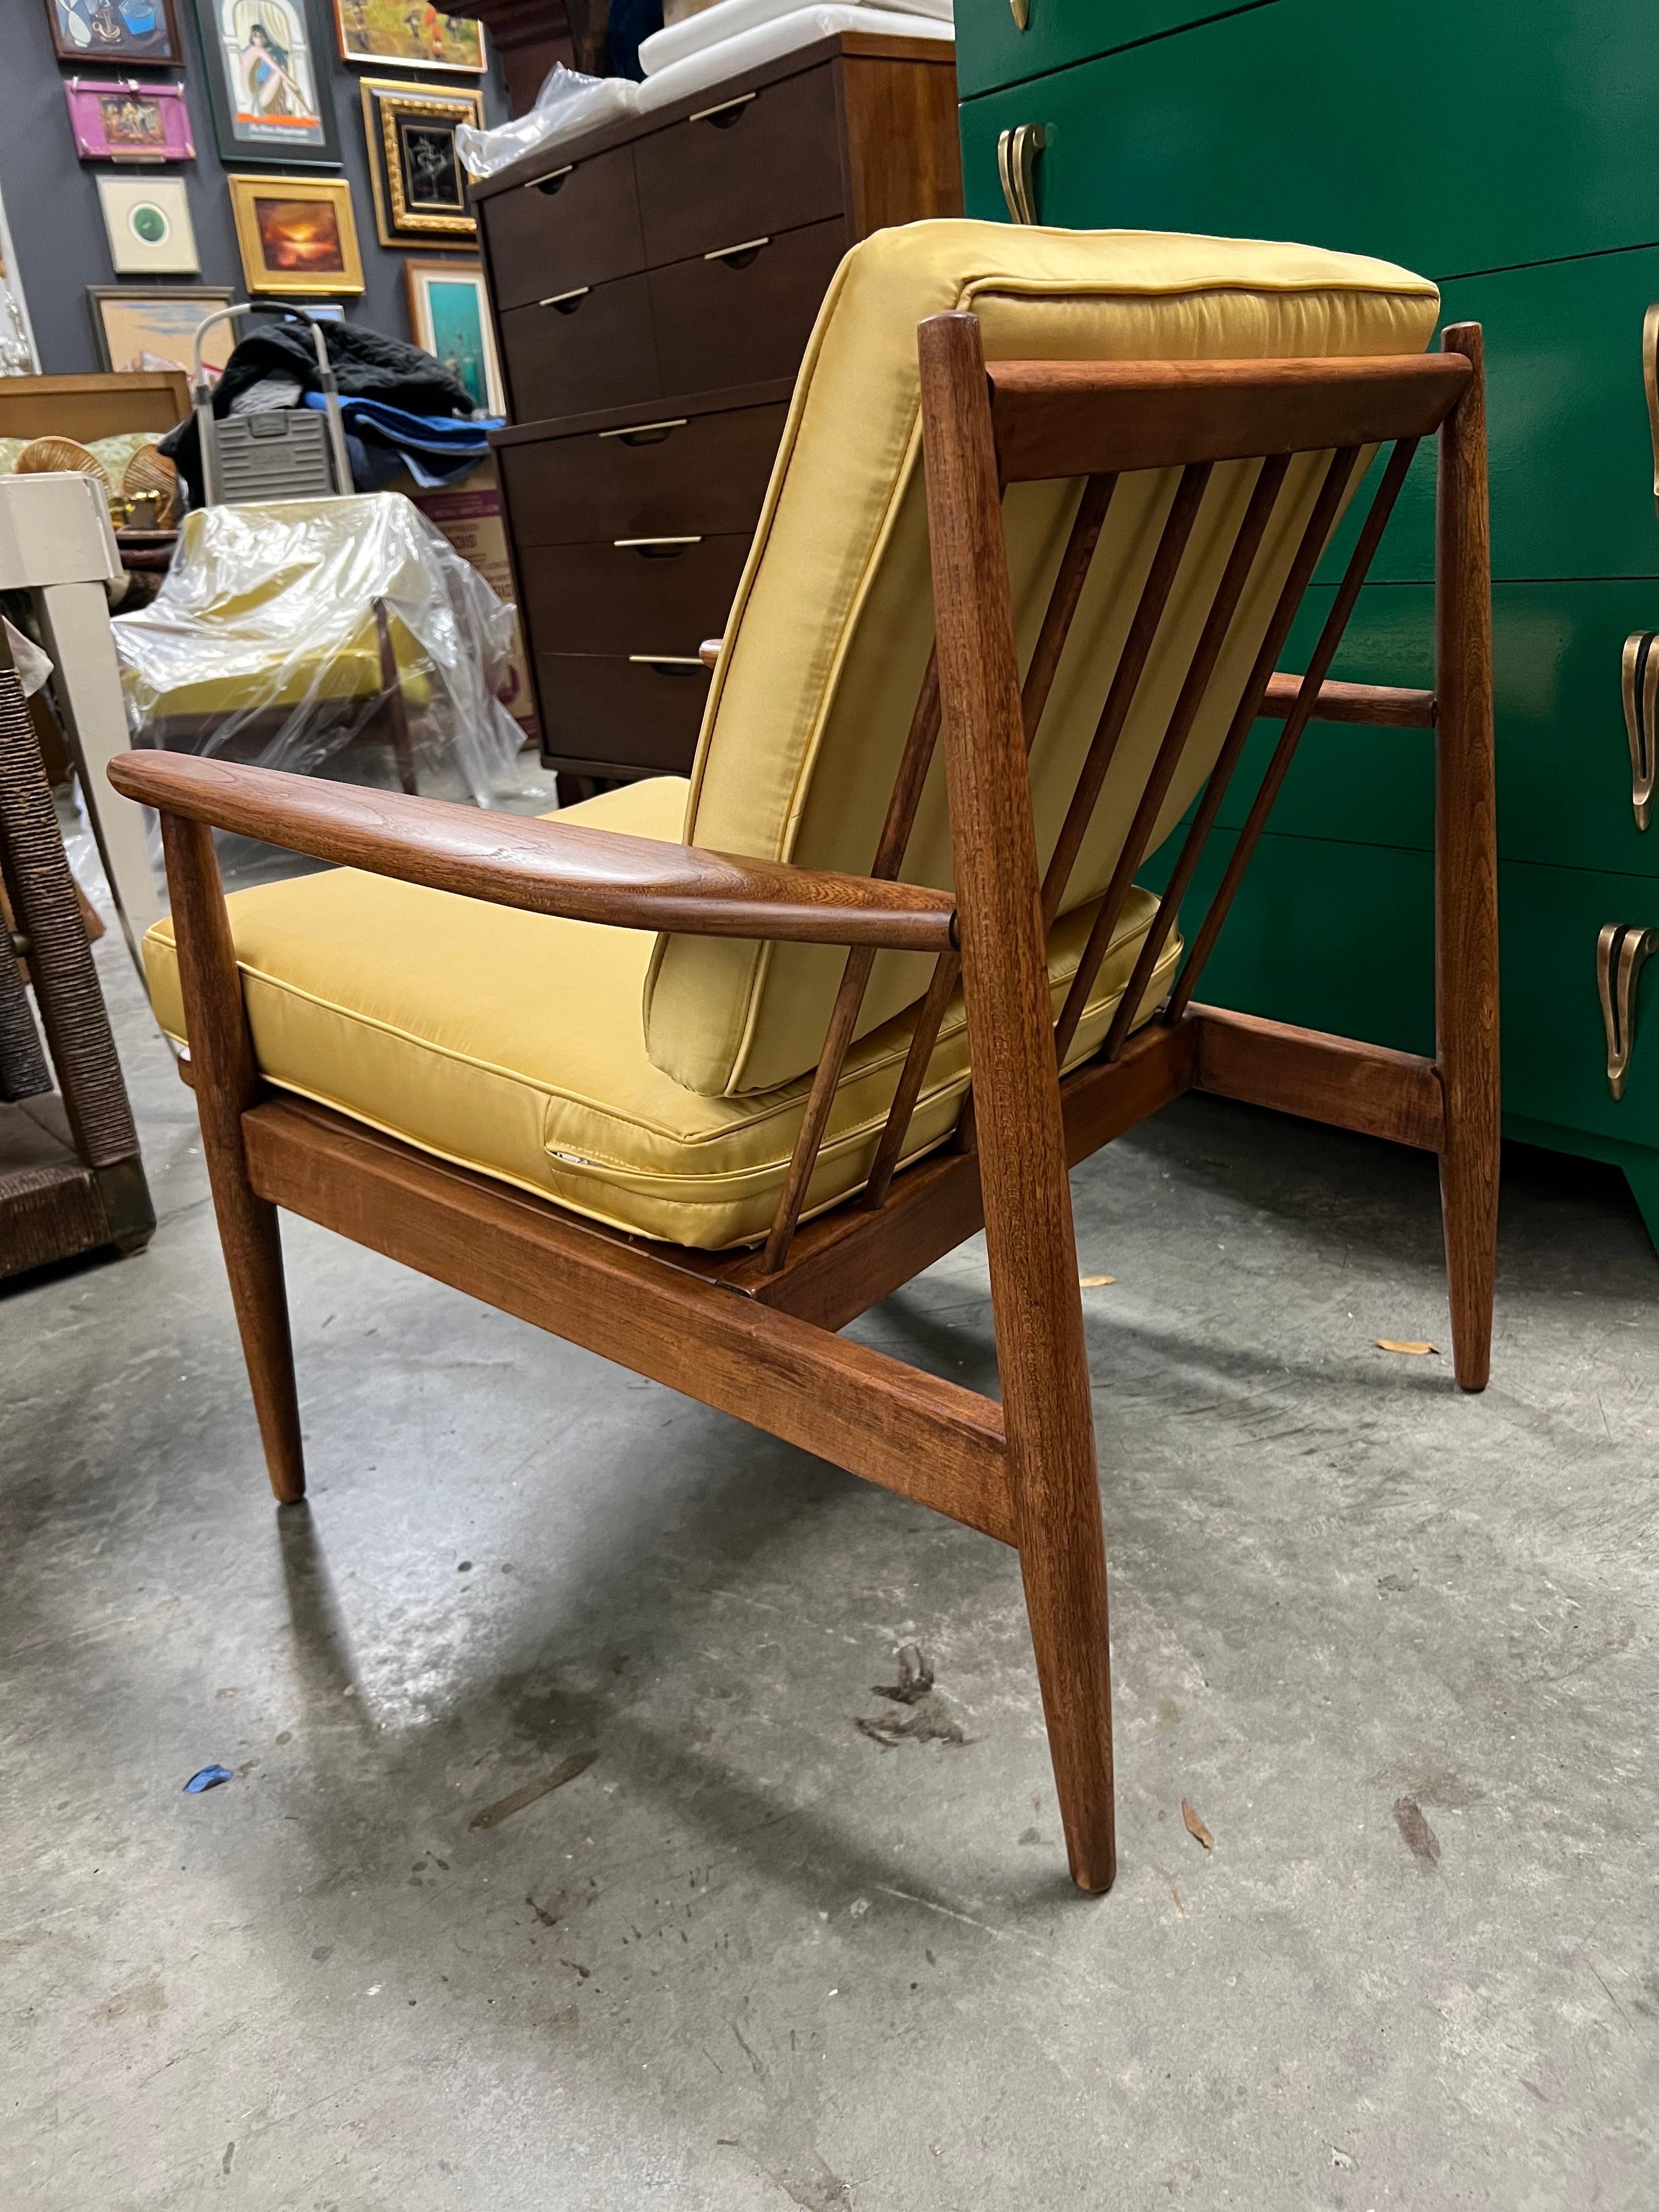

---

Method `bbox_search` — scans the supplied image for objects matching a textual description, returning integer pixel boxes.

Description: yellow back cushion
[642,222,1438,1099]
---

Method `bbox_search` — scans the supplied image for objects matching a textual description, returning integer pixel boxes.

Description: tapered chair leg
[160,814,306,1501]
[1435,324,1500,1393]
[919,309,1115,1891]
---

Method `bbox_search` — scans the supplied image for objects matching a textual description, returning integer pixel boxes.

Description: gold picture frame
[331,0,486,75]
[228,173,365,298]
[360,78,484,251]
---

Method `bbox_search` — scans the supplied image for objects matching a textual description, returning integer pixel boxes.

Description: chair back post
[1433,321,1499,1390]
[917,309,1117,1895]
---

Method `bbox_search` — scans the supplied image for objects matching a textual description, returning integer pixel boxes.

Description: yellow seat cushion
[142,780,1181,1251]
[645,221,1440,1099]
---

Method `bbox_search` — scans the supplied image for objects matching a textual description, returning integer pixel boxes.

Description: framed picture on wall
[97,175,201,274]
[332,1,485,75]
[44,0,188,66]
[405,260,502,415]
[189,0,341,167]
[360,78,482,251]
[64,78,197,162]
[229,173,364,296]
[0,189,42,378]
[88,284,235,374]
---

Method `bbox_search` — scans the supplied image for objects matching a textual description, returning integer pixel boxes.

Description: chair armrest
[1263,673,1435,728]
[108,751,958,953]
[699,637,721,668]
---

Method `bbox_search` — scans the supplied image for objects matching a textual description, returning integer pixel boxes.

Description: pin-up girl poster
[194,0,341,165]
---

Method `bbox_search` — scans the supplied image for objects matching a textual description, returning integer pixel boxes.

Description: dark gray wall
[1,4,509,375]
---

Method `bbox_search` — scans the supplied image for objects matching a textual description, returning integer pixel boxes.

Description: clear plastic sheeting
[455,64,641,181]
[112,493,523,808]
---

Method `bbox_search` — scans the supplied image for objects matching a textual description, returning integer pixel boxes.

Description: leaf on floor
[856,1644,969,1749]
[1079,1274,1116,1288]
[1181,1798,1214,1850]
[1376,1339,1438,1356]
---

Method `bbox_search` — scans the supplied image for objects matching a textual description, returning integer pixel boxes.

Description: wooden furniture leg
[159,814,305,1500]
[373,599,419,797]
[1435,324,1500,1392]
[922,312,1115,1892]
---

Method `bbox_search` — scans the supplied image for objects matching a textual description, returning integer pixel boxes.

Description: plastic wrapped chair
[112,492,521,804]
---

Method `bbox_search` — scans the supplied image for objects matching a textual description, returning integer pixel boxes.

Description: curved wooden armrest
[108,751,957,952]
[699,637,722,668]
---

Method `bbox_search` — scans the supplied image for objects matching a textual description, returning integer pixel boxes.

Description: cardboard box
[390,457,538,747]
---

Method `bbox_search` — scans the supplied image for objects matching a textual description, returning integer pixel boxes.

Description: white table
[0,470,161,964]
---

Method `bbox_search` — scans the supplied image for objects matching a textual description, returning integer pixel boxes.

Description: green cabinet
[958,0,1659,1244]
[955,0,1262,101]
[962,0,1659,274]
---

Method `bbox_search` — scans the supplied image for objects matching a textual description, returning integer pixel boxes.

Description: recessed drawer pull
[527,164,574,196]
[615,536,703,556]
[538,285,590,313]
[704,236,769,268]
[689,92,757,127]
[1622,630,1657,831]
[629,653,707,672]
[599,416,688,446]
[1598,922,1659,1098]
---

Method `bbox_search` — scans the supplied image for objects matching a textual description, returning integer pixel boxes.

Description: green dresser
[956,0,1659,1243]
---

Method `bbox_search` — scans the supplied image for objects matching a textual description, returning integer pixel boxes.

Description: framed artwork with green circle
[97,175,201,275]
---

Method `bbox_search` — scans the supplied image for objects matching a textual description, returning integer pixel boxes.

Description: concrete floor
[5,924,1658,2211]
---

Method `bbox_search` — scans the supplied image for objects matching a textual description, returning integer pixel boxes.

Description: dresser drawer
[499,274,658,424]
[650,217,849,396]
[481,144,645,313]
[537,652,710,776]
[519,533,751,661]
[634,63,845,266]
[498,393,786,548]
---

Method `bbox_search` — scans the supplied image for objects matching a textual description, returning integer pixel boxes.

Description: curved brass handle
[1010,0,1030,25]
[1622,630,1657,831]
[1645,302,1659,517]
[996,123,1046,225]
[1597,921,1658,1098]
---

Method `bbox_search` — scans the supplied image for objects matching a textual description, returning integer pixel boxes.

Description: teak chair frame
[110,314,1498,1897]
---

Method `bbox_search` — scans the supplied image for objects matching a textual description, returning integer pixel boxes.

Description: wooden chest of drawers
[476,30,961,781]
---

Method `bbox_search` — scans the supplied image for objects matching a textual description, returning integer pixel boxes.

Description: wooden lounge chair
[109,227,1496,1895]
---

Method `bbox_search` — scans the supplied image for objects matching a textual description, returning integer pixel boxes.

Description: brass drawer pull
[1645,302,1659,517]
[997,122,1046,226]
[1010,0,1030,23]
[704,236,769,267]
[690,92,757,127]
[527,163,574,196]
[1622,630,1657,831]
[1597,922,1658,1098]
[629,653,707,672]
[614,536,702,555]
[599,416,687,445]
[538,286,590,313]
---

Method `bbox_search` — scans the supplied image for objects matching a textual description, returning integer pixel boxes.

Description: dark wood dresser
[476,30,961,782]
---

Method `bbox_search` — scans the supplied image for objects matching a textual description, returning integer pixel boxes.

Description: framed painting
[404,259,502,415]
[44,0,188,66]
[229,173,364,295]
[98,175,201,274]
[332,0,485,75]
[189,0,341,167]
[1,190,41,379]
[64,77,196,161]
[88,285,235,374]
[360,78,482,251]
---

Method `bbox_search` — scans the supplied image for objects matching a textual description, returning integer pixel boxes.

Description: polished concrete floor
[5,926,1658,2210]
